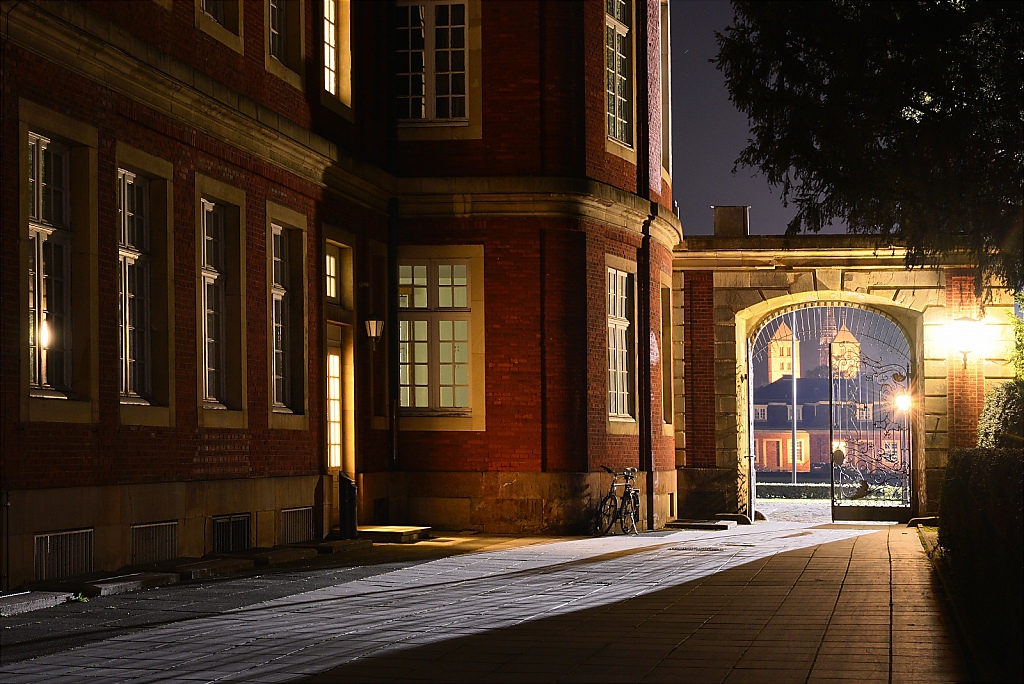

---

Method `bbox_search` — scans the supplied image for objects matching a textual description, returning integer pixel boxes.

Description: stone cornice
[397,176,684,251]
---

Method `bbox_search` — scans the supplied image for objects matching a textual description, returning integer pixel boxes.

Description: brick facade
[1,0,679,588]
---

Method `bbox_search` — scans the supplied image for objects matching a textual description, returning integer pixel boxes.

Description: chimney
[712,206,750,237]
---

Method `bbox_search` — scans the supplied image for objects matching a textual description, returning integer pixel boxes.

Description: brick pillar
[946,272,984,449]
[683,271,715,467]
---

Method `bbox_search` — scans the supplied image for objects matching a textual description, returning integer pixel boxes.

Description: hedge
[939,447,1023,682]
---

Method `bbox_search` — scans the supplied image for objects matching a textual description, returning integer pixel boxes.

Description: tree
[715,1,1023,295]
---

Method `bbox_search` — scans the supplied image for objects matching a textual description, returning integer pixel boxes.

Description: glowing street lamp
[893,393,912,413]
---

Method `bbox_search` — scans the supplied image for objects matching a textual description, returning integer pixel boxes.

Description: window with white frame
[270,224,290,408]
[201,199,227,406]
[795,439,805,463]
[787,405,803,421]
[268,0,302,71]
[605,0,632,145]
[398,260,471,412]
[395,1,467,121]
[269,0,286,61]
[27,132,71,393]
[753,405,767,421]
[607,266,633,418]
[882,440,899,458]
[201,0,239,33]
[856,403,872,421]
[118,170,151,400]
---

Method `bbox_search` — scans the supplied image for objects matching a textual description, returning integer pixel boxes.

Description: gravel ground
[755,498,832,523]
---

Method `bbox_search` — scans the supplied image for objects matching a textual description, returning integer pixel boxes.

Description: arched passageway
[749,304,914,522]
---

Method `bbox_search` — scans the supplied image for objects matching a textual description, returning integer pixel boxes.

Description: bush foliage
[940,447,1023,681]
[977,378,1024,449]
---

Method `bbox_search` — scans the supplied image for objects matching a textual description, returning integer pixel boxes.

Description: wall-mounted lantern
[947,316,983,369]
[364,318,384,350]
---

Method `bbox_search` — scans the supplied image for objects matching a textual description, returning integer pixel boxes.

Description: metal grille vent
[279,507,314,545]
[213,514,251,553]
[670,546,725,552]
[131,521,178,565]
[34,529,94,581]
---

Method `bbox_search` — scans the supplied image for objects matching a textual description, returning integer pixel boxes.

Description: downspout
[385,1,399,473]
[387,199,400,471]
[639,214,655,530]
[634,0,656,530]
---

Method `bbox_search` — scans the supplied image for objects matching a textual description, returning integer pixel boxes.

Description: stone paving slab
[0,591,73,616]
[29,572,179,598]
[0,524,968,683]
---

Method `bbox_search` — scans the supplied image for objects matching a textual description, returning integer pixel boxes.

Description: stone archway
[741,296,925,520]
[671,235,1017,522]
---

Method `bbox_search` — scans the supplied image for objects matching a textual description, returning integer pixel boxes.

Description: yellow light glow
[894,394,912,412]
[946,317,981,356]
[39,321,50,349]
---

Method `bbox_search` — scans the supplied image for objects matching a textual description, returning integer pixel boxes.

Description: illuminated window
[398,261,471,411]
[607,266,633,418]
[27,133,71,393]
[395,1,467,121]
[325,242,341,302]
[323,0,351,104]
[118,170,151,400]
[326,332,342,468]
[605,0,632,145]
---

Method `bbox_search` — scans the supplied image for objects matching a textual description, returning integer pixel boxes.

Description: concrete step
[356,525,432,543]
[30,572,179,598]
[292,539,374,554]
[0,591,73,616]
[665,519,738,531]
[213,546,319,566]
[154,556,255,580]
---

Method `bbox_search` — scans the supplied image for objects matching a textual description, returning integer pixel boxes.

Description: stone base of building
[358,469,679,535]
[1,476,329,590]
[676,467,742,519]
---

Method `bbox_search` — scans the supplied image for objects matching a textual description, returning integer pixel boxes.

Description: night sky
[670,0,798,237]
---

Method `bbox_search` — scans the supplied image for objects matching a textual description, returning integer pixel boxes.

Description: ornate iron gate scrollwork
[829,343,912,522]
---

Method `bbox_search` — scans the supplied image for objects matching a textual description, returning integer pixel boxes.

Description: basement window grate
[131,521,178,565]
[279,507,314,545]
[213,513,251,553]
[34,528,94,581]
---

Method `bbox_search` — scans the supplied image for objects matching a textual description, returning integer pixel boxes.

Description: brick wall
[683,271,715,468]
[946,271,984,449]
[1,40,390,491]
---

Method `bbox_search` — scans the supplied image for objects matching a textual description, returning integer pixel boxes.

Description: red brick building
[0,0,680,588]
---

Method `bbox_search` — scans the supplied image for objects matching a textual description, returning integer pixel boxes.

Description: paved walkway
[0,523,967,683]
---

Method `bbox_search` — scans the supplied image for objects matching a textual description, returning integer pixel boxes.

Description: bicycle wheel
[594,494,618,536]
[619,493,638,535]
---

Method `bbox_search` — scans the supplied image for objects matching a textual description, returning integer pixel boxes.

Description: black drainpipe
[634,0,656,530]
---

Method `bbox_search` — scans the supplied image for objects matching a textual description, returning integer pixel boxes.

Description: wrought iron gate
[829,342,913,522]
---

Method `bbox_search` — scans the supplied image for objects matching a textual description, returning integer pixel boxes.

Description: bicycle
[593,465,640,536]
